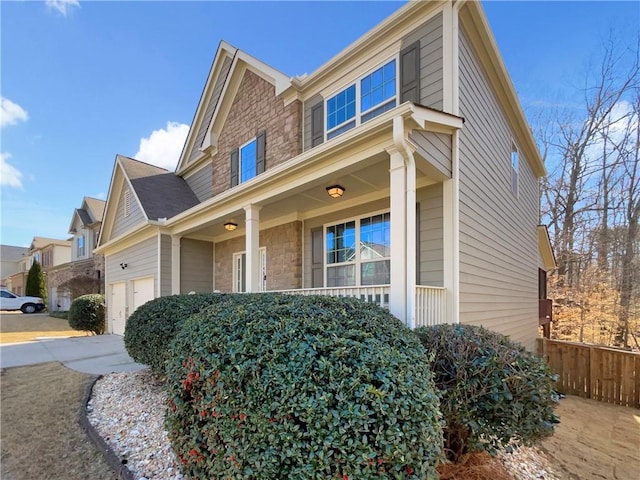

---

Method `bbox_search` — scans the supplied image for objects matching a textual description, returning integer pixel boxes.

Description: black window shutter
[256,130,266,174]
[311,102,324,147]
[311,228,323,288]
[230,148,239,187]
[400,41,421,104]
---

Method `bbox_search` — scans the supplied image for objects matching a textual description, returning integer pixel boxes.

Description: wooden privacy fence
[537,338,640,408]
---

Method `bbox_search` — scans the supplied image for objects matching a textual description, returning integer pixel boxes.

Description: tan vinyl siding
[184,163,213,202]
[458,27,539,350]
[401,12,443,110]
[417,184,444,287]
[160,234,172,297]
[112,187,145,238]
[105,236,157,289]
[302,198,389,288]
[303,93,323,152]
[180,238,213,293]
[410,131,452,178]
[187,56,233,165]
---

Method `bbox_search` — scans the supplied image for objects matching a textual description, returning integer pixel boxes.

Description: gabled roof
[84,197,106,223]
[98,155,201,247]
[119,156,200,220]
[29,237,71,251]
[175,41,293,175]
[0,245,29,262]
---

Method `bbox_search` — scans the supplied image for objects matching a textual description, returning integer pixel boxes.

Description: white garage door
[110,282,126,335]
[132,277,155,315]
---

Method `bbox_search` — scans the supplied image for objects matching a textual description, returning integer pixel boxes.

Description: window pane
[240,139,257,182]
[327,85,356,131]
[361,260,390,285]
[326,221,355,265]
[327,265,355,287]
[360,213,390,259]
[361,60,396,112]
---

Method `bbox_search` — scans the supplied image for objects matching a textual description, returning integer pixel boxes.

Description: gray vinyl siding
[303,93,324,152]
[187,56,233,165]
[417,184,443,287]
[112,187,145,239]
[457,27,539,350]
[184,163,213,202]
[160,234,172,297]
[105,236,157,289]
[409,131,452,178]
[401,12,443,110]
[180,238,214,293]
[302,199,389,288]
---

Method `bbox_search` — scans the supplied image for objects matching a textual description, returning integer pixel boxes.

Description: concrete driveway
[0,334,146,375]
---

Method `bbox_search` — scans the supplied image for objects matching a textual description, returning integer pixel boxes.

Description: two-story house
[0,245,30,294]
[96,0,551,350]
[47,197,106,311]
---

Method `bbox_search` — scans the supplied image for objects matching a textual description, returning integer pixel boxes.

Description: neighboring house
[0,245,30,294]
[96,0,550,350]
[29,236,72,272]
[47,197,107,311]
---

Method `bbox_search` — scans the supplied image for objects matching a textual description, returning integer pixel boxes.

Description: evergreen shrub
[124,293,226,374]
[414,324,559,462]
[166,294,443,479]
[68,293,105,335]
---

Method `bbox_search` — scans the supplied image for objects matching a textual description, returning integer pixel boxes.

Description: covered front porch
[165,105,462,328]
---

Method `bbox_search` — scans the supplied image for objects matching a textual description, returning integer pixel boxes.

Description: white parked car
[0,288,46,314]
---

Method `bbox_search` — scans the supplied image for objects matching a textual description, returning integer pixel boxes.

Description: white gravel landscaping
[88,369,560,480]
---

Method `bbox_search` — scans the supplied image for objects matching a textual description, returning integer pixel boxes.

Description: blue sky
[1,0,638,247]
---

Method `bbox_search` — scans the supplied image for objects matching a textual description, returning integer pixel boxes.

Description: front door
[110,282,126,335]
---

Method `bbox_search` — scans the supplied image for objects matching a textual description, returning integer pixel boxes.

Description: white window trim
[323,209,391,287]
[232,247,266,292]
[511,142,519,197]
[239,137,257,184]
[324,55,399,141]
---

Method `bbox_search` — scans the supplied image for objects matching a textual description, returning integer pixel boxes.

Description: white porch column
[388,147,407,324]
[244,204,262,292]
[171,235,181,294]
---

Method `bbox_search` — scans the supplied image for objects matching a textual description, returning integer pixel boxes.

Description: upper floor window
[77,235,85,257]
[325,212,391,287]
[511,143,519,196]
[230,131,266,188]
[326,59,398,141]
[240,138,257,183]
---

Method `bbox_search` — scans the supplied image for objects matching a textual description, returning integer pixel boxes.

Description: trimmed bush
[68,294,105,335]
[124,293,226,375]
[414,324,559,462]
[166,294,443,479]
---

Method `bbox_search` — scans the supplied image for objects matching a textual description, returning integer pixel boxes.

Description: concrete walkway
[0,334,146,375]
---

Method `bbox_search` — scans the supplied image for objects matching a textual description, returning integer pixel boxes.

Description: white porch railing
[272,285,390,309]
[270,285,448,328]
[415,285,447,328]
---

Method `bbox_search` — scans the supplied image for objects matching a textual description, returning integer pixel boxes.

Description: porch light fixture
[326,185,345,198]
[224,222,238,231]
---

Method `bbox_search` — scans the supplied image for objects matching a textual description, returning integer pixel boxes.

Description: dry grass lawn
[0,362,117,480]
[0,312,89,345]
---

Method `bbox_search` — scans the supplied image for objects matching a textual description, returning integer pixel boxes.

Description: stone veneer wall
[212,69,302,196]
[214,221,302,292]
[46,254,106,309]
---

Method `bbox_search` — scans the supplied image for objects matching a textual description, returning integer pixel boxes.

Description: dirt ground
[0,311,88,344]
[542,395,640,480]
[0,363,117,480]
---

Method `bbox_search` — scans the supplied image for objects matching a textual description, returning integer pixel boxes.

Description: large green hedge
[166,294,443,479]
[68,294,105,335]
[414,324,559,461]
[124,293,226,374]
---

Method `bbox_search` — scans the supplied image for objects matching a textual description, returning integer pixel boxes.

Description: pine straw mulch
[437,452,514,480]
